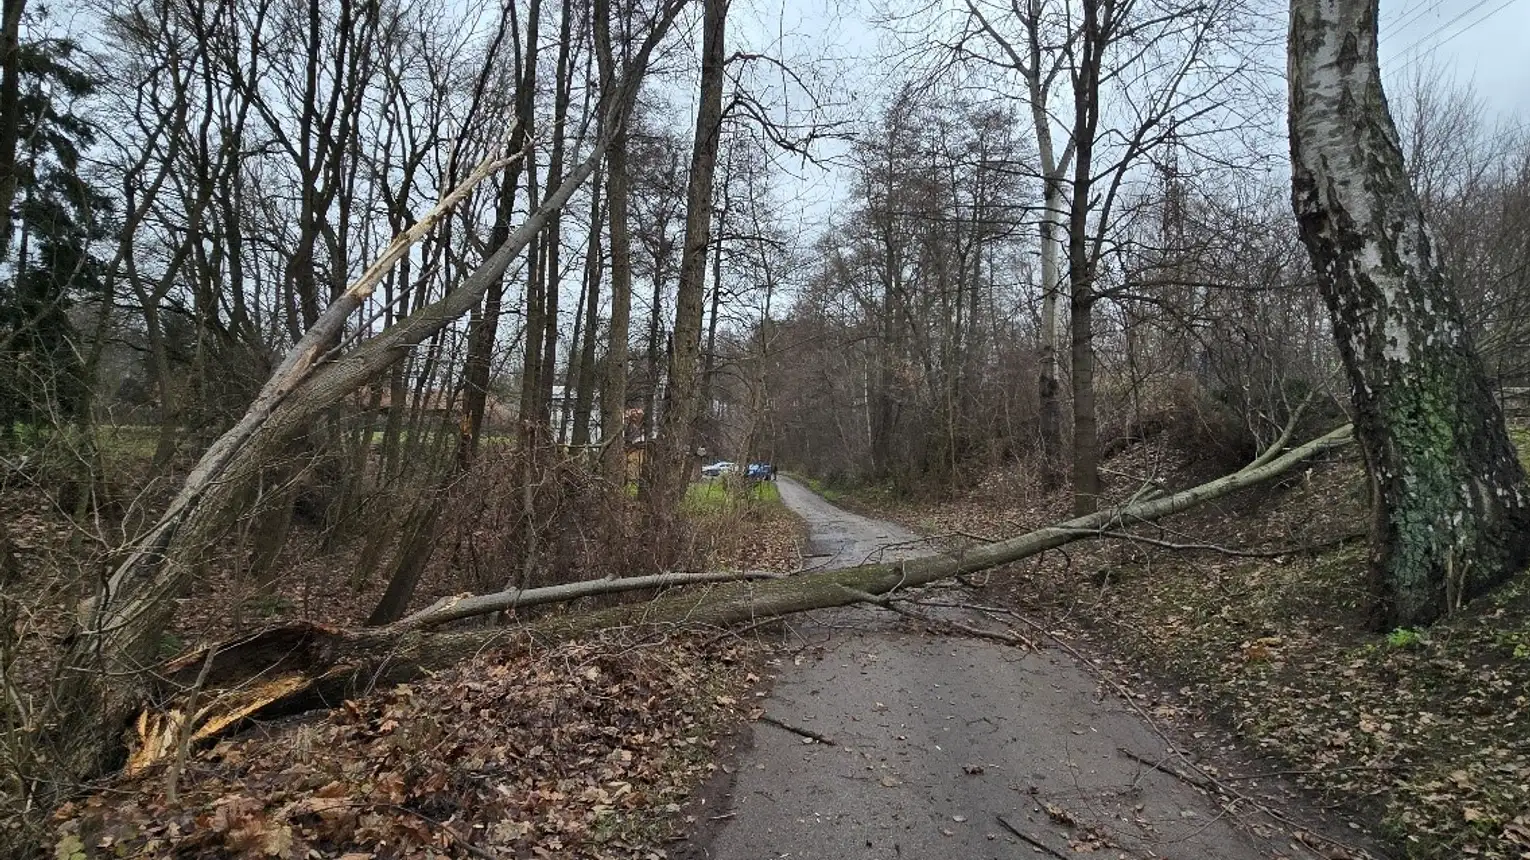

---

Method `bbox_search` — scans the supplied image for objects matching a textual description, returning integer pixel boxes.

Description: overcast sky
[1379,0,1530,117]
[744,0,1528,236]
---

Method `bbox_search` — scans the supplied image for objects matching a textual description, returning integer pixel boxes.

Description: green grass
[1510,423,1530,470]
[97,424,158,460]
[682,478,781,515]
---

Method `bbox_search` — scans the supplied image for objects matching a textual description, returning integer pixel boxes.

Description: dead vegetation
[3,442,806,857]
[49,636,766,859]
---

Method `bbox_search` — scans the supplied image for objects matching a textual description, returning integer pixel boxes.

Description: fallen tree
[124,423,1354,772]
[398,569,787,629]
[12,0,692,821]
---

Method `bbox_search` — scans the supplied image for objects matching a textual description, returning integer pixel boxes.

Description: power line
[1427,0,1521,50]
[1391,0,1521,75]
[1393,0,1495,55]
[1381,0,1440,40]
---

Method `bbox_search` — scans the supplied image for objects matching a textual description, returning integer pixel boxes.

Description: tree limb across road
[122,424,1354,773]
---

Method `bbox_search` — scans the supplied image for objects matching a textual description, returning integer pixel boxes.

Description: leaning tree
[1288,0,1530,627]
[21,0,689,804]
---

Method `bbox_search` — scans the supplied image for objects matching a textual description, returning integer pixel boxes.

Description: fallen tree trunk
[399,569,785,629]
[124,424,1353,772]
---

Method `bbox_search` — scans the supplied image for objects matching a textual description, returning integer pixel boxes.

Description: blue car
[745,462,776,481]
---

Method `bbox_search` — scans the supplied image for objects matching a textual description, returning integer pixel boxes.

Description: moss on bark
[1289,0,1530,627]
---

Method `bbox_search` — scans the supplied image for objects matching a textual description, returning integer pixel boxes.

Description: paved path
[773,477,930,570]
[685,478,1364,860]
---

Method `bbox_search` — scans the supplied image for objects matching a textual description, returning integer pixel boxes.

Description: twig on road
[838,586,1039,649]
[756,714,836,746]
[1119,746,1219,794]
[991,610,1388,860]
[995,814,1070,859]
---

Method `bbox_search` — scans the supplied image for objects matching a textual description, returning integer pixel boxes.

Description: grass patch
[681,479,801,571]
[682,478,781,514]
[790,473,845,503]
[787,473,905,508]
[96,424,159,461]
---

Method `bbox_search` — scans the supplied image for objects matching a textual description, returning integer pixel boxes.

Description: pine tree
[0,35,109,440]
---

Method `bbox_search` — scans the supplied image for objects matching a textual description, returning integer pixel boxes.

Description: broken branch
[122,425,1354,773]
[396,570,786,630]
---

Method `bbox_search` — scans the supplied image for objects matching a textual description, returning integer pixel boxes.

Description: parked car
[745,462,776,481]
[701,461,737,478]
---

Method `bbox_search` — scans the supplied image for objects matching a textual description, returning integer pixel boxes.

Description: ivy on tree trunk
[1288,0,1530,627]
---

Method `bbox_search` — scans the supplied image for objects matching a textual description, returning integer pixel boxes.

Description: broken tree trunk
[124,424,1352,773]
[398,570,786,629]
[36,0,691,797]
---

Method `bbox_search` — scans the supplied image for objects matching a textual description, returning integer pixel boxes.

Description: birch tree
[1288,0,1530,627]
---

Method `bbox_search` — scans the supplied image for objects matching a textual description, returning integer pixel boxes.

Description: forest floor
[23,472,803,859]
[824,435,1530,860]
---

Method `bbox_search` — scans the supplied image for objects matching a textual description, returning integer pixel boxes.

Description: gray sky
[1379,0,1530,117]
[751,0,1530,235]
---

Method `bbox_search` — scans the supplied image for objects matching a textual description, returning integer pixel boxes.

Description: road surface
[683,477,1373,860]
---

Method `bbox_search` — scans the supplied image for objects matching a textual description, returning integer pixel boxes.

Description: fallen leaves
[52,637,762,859]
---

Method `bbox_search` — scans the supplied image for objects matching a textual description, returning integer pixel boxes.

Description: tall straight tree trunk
[965,0,1075,482]
[1067,0,1106,516]
[571,183,604,448]
[654,0,728,507]
[459,160,526,463]
[1288,0,1530,627]
[701,188,727,428]
[0,0,23,257]
[598,127,633,481]
[594,0,634,482]
[1037,180,1065,480]
[539,0,575,426]
[645,251,665,441]
[518,231,546,436]
[459,0,533,464]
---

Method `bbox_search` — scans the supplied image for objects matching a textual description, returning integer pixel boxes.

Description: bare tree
[650,0,729,527]
[0,0,23,255]
[35,0,686,797]
[956,0,1272,513]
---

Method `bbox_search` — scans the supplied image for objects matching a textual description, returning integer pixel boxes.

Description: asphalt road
[684,477,1359,860]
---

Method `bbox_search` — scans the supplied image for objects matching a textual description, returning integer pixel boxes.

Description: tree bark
[595,0,635,481]
[653,0,728,507]
[0,0,23,257]
[1038,180,1065,480]
[538,0,575,430]
[1067,0,1107,515]
[399,569,783,629]
[1288,0,1530,627]
[571,185,604,449]
[366,488,446,625]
